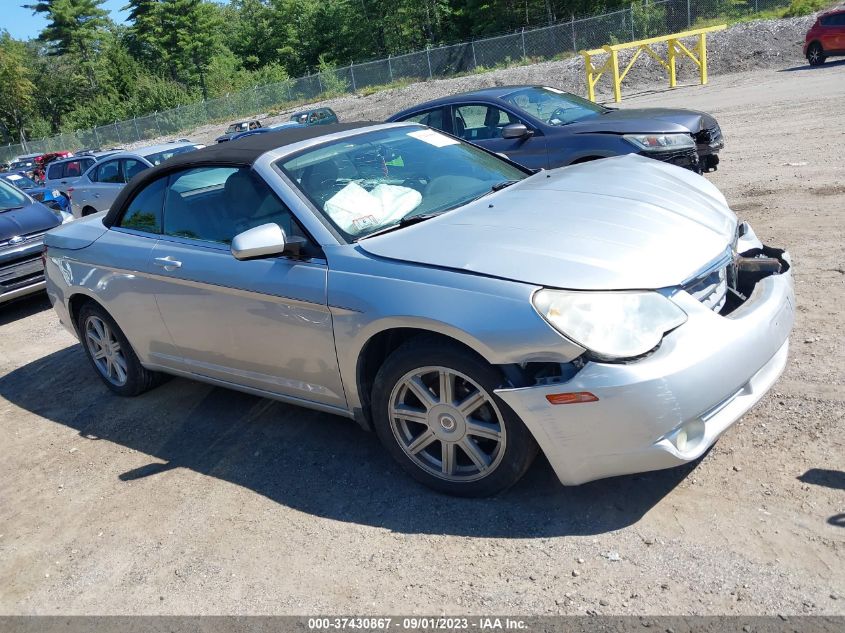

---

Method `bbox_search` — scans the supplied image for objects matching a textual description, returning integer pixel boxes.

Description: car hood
[570,107,716,135]
[0,202,61,240]
[358,155,736,290]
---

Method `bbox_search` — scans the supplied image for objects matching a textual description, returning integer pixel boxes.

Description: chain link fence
[2,0,792,164]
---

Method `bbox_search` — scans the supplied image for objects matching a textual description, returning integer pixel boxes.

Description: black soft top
[103,121,380,227]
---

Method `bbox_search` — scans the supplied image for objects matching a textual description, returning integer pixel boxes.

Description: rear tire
[77,301,164,397]
[807,42,825,66]
[371,336,538,497]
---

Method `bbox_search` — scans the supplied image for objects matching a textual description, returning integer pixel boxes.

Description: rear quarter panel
[45,228,177,363]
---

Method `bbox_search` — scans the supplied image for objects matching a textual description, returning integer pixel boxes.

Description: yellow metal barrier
[580,24,727,103]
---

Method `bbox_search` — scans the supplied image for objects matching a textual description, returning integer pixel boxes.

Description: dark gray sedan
[1,177,66,305]
[388,85,723,172]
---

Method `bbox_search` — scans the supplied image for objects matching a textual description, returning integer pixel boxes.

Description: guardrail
[580,24,727,102]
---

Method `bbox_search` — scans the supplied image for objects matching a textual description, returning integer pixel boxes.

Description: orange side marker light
[545,392,599,405]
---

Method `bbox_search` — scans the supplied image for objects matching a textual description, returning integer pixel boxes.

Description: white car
[69,141,204,218]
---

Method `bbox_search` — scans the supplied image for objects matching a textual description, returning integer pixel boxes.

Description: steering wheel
[549,107,576,124]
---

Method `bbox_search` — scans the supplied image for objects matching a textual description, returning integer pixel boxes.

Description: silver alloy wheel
[809,45,821,64]
[388,366,507,482]
[84,315,129,386]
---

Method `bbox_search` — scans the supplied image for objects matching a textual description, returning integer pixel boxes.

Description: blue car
[0,171,72,215]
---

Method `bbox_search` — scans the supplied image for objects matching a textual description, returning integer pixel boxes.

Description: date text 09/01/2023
[307,617,528,630]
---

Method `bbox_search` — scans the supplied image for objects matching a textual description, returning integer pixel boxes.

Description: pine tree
[122,0,161,63]
[24,0,110,88]
[157,0,224,99]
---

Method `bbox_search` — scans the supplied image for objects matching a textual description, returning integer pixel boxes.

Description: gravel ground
[1,33,844,616]
[121,15,818,150]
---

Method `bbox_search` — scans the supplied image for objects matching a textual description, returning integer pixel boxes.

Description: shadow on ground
[798,468,845,491]
[779,59,845,72]
[0,345,698,538]
[0,293,52,326]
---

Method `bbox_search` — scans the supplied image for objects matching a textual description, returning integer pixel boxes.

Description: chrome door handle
[153,256,182,271]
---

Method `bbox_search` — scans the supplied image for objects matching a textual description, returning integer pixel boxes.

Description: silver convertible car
[44,122,794,496]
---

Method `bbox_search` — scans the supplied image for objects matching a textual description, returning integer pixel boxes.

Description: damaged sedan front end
[355,148,792,489]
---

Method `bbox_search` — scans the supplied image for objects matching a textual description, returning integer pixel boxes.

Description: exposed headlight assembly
[623,133,695,152]
[532,290,687,360]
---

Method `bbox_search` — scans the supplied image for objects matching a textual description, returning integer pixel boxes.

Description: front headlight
[532,289,687,360]
[623,133,695,152]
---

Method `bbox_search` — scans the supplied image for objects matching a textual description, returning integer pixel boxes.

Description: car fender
[325,248,585,411]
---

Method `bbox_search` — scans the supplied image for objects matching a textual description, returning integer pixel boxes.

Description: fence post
[388,55,394,82]
[630,4,635,41]
[471,40,478,69]
[698,32,709,84]
[754,0,758,12]
[114,122,121,144]
[350,64,357,92]
[610,49,622,102]
[426,47,433,78]
[668,39,677,88]
[571,15,576,53]
[154,112,162,137]
[93,127,100,148]
[317,73,323,94]
[521,27,527,59]
[687,0,691,28]
[133,116,140,141]
[287,82,292,101]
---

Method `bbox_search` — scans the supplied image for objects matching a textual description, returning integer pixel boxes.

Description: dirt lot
[1,59,844,615]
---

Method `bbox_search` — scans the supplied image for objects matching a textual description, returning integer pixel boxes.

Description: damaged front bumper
[495,233,794,486]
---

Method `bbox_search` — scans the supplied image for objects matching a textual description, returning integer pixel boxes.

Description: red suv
[804,8,845,66]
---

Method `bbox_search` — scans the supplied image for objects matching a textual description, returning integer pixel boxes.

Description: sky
[1,0,131,41]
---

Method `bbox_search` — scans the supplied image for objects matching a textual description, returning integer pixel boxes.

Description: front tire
[77,302,164,396]
[807,43,825,66]
[371,337,538,497]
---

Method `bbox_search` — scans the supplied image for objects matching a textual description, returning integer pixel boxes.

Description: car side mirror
[501,123,532,139]
[231,223,306,260]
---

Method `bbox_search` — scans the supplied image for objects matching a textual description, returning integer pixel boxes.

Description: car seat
[301,160,339,207]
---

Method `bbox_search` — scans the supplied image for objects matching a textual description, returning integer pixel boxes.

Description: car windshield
[143,145,198,166]
[278,126,527,241]
[502,86,606,126]
[1,173,37,189]
[0,179,29,211]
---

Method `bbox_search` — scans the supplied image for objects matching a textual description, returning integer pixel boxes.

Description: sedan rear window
[0,179,29,211]
[143,145,200,166]
[1,173,37,190]
[277,126,527,241]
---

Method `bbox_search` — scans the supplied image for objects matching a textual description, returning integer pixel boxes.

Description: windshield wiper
[358,213,442,240]
[491,180,519,192]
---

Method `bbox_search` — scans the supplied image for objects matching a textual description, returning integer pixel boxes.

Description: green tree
[0,32,36,143]
[122,0,161,63]
[24,0,110,88]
